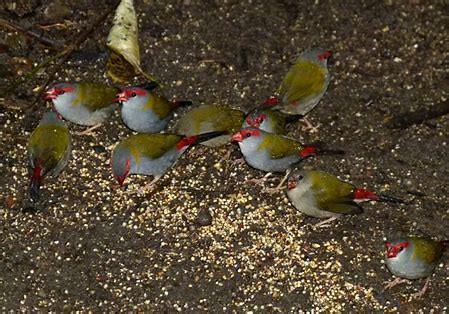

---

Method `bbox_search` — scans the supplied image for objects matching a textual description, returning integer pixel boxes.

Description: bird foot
[411,278,430,298]
[383,277,409,291]
[312,216,338,228]
[300,118,320,133]
[75,124,102,136]
[246,173,273,187]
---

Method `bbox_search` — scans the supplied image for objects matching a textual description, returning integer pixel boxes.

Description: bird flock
[26,47,447,298]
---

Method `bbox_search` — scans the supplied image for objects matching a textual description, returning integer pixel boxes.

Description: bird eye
[397,246,404,253]
[245,132,251,138]
[58,90,65,95]
[131,92,137,97]
[297,175,303,181]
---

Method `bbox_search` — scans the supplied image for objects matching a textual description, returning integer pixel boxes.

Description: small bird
[384,236,448,297]
[264,48,332,129]
[116,82,192,133]
[111,131,224,192]
[232,127,320,173]
[27,111,71,200]
[44,82,118,134]
[175,104,245,147]
[242,107,300,134]
[231,127,325,190]
[286,170,403,227]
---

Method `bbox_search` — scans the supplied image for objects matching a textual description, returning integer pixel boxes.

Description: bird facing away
[27,111,71,200]
[175,104,245,147]
[266,48,332,116]
[116,82,192,133]
[384,236,448,297]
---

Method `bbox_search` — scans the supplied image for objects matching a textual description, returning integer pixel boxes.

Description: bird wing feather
[75,82,118,111]
[411,237,444,264]
[279,59,326,104]
[124,134,182,163]
[258,133,302,159]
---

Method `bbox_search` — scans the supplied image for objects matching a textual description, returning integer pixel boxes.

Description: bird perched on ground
[27,111,71,200]
[242,107,300,135]
[111,131,224,192]
[264,48,332,128]
[44,82,118,134]
[384,236,448,297]
[175,104,245,147]
[286,170,403,227]
[116,82,192,133]
[231,127,333,190]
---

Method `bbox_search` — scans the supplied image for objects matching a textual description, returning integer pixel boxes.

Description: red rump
[299,146,317,158]
[31,164,42,184]
[263,96,280,106]
[177,136,198,150]
[318,50,332,61]
[354,188,379,201]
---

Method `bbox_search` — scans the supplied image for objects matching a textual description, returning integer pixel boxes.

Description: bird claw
[383,277,408,291]
[75,124,102,136]
[300,118,320,133]
[411,278,430,298]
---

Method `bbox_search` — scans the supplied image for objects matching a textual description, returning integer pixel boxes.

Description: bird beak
[43,88,57,100]
[386,249,395,258]
[115,91,128,103]
[231,132,243,142]
[287,179,297,190]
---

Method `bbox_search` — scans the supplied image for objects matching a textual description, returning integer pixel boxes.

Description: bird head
[44,83,76,102]
[115,87,149,106]
[111,148,132,186]
[231,128,262,143]
[386,240,410,259]
[287,171,306,190]
[245,110,269,129]
[301,48,332,66]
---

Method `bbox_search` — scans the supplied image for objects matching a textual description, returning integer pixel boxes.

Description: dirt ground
[1,0,448,312]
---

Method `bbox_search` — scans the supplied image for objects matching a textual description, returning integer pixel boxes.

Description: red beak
[43,88,57,100]
[287,179,297,190]
[231,132,243,142]
[115,91,128,103]
[386,249,396,258]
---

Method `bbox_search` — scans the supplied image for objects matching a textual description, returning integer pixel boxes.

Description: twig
[24,0,121,113]
[0,17,63,48]
[386,100,449,129]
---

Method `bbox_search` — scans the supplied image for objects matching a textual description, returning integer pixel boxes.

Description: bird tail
[285,114,304,124]
[29,166,43,201]
[177,131,227,150]
[299,143,345,158]
[194,131,227,144]
[354,188,404,203]
[172,100,193,107]
[137,81,159,91]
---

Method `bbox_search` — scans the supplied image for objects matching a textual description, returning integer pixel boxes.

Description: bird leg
[264,169,292,194]
[126,176,162,195]
[412,278,431,298]
[383,277,409,291]
[75,123,102,135]
[300,117,320,133]
[312,216,338,228]
[246,172,273,187]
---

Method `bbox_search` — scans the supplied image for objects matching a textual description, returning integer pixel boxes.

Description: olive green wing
[177,105,244,135]
[411,237,444,265]
[258,133,302,159]
[279,59,326,103]
[144,92,173,118]
[124,134,182,163]
[310,171,361,214]
[76,82,118,111]
[28,124,70,172]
